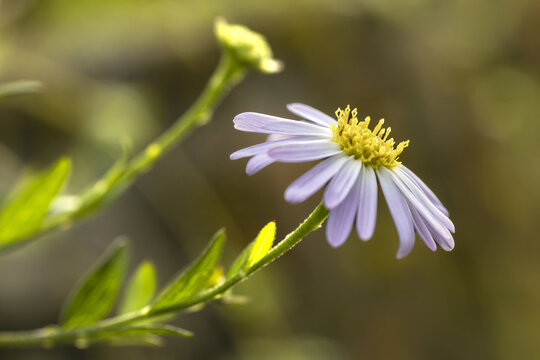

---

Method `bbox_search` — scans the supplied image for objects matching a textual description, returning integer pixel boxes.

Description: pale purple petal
[404,194,454,251]
[245,154,275,175]
[268,140,341,162]
[267,134,298,142]
[426,221,455,251]
[230,136,322,160]
[377,169,415,259]
[284,153,348,204]
[234,112,332,136]
[394,168,454,232]
[356,165,378,241]
[386,168,454,234]
[414,203,454,250]
[324,157,362,209]
[401,166,449,216]
[326,181,361,248]
[409,205,437,251]
[286,103,337,127]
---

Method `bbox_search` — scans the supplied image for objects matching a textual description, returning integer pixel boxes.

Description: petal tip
[233,113,247,122]
[284,191,303,205]
[328,238,346,248]
[326,227,348,248]
[358,232,373,242]
[323,197,339,210]
[286,102,303,110]
[396,242,414,259]
[427,243,437,252]
[442,242,455,252]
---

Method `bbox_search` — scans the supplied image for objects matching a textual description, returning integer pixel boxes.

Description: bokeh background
[1,0,539,359]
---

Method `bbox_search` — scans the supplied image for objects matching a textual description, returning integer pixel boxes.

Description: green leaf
[79,324,193,348]
[226,241,253,279]
[97,324,193,339]
[245,221,276,270]
[151,229,226,312]
[205,266,224,288]
[119,261,157,315]
[0,80,43,100]
[0,158,71,249]
[61,238,129,329]
[98,335,163,347]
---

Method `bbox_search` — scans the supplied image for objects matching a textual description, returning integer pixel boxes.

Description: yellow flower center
[330,105,409,169]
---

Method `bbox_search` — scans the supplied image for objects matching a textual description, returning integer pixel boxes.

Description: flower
[230,103,455,258]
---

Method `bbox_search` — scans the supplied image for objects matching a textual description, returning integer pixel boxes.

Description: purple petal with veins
[268,140,341,162]
[356,165,378,241]
[267,134,299,142]
[246,153,275,175]
[234,112,332,136]
[230,136,323,160]
[409,205,437,251]
[377,169,415,259]
[324,157,362,209]
[326,181,361,248]
[285,153,348,204]
[286,103,337,127]
[401,166,449,216]
[386,168,454,234]
[426,220,455,251]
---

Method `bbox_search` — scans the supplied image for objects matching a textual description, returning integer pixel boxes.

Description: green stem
[154,202,329,315]
[122,51,245,179]
[38,52,245,234]
[0,202,329,347]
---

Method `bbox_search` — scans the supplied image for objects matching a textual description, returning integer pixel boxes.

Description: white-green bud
[214,18,283,74]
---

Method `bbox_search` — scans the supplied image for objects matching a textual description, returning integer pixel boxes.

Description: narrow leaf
[245,221,276,270]
[151,229,225,312]
[62,238,129,329]
[0,158,71,249]
[101,335,163,347]
[119,261,157,314]
[0,80,43,100]
[226,242,253,279]
[205,266,224,288]
[97,324,193,339]
[84,324,192,347]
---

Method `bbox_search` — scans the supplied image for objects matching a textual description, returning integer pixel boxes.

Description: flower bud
[214,18,283,74]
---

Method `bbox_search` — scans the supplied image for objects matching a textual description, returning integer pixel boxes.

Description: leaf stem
[0,202,329,347]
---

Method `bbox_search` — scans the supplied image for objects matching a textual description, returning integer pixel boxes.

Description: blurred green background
[1,0,539,359]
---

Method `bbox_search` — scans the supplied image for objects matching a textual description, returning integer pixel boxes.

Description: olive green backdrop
[0,0,539,359]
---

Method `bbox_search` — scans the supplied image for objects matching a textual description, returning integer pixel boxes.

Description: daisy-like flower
[230,104,455,258]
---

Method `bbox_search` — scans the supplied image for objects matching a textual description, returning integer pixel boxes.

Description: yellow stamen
[330,105,409,169]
